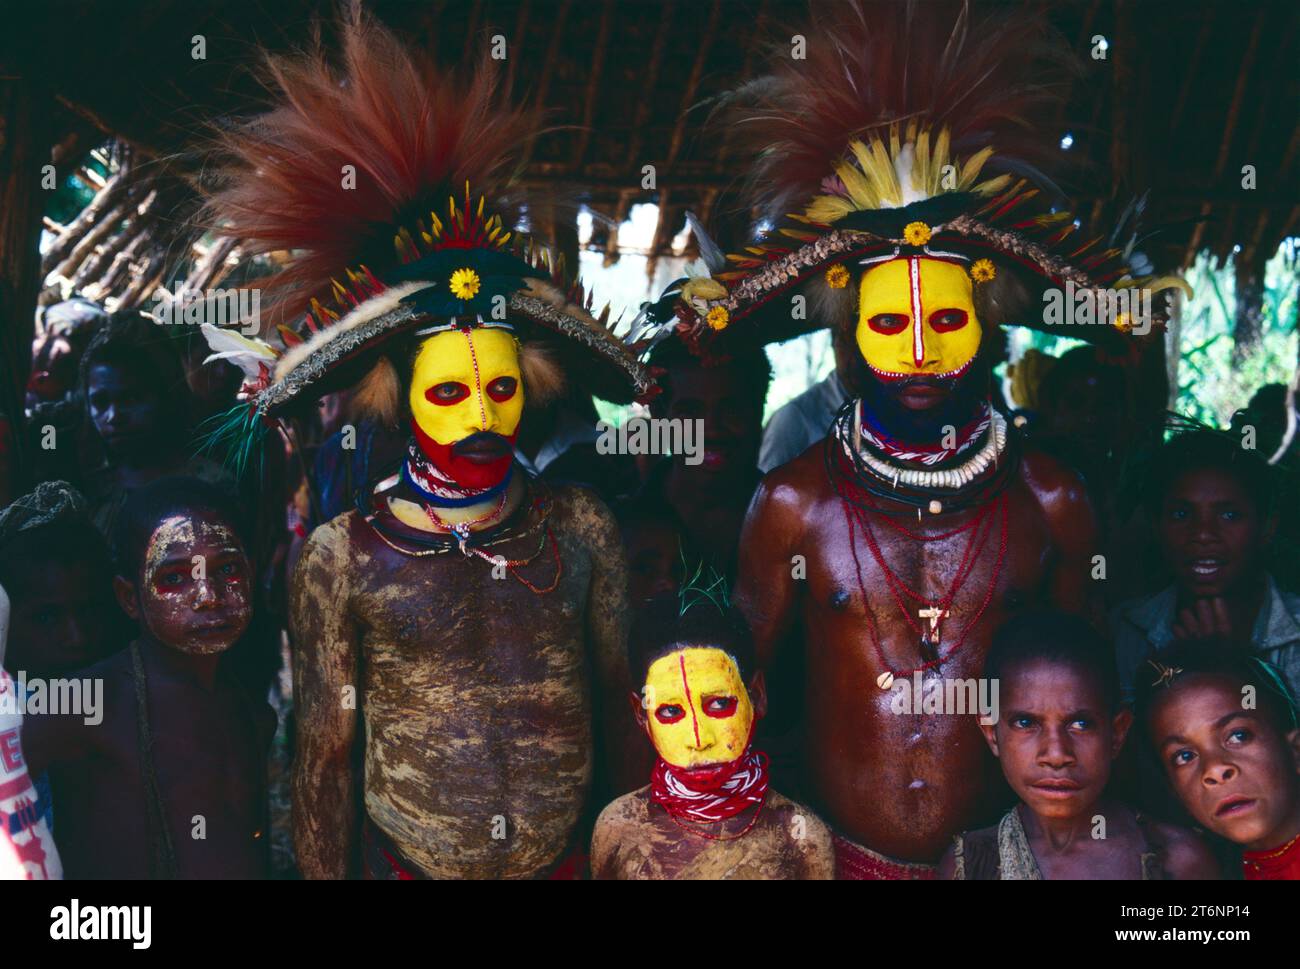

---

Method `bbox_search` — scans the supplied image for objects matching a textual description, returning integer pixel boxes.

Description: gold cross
[918,606,948,646]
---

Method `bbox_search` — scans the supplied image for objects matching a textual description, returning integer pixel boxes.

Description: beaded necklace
[828,401,1011,686]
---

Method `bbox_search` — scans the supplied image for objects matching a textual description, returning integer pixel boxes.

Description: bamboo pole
[40,148,134,273]
[48,177,147,282]
[69,185,160,290]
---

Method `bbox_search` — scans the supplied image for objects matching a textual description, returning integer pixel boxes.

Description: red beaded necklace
[835,460,1009,683]
[421,493,564,595]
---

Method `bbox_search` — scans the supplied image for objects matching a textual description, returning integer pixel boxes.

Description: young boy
[22,477,274,878]
[941,610,1218,879]
[591,591,835,879]
[1112,430,1298,703]
[77,312,233,540]
[0,481,122,680]
[1138,639,1300,879]
[0,481,122,842]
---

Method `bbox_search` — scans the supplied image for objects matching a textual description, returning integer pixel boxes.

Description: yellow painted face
[855,257,982,379]
[408,327,524,445]
[645,646,754,769]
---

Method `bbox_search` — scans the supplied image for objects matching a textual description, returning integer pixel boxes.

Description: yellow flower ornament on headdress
[448,268,481,301]
[970,259,996,284]
[903,221,932,246]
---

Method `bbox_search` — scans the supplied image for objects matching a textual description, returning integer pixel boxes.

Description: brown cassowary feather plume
[717,0,1081,223]
[202,16,542,329]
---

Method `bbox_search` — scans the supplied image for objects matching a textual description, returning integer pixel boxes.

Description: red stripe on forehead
[910,257,925,368]
[463,329,487,429]
[679,652,701,747]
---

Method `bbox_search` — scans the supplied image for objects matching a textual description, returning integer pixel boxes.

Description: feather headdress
[674,0,1190,356]
[197,16,654,471]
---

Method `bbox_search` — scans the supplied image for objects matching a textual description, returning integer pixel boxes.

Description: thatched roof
[6,0,1296,269]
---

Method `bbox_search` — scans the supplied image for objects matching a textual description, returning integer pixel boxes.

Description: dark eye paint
[655,704,686,724]
[928,308,969,332]
[426,382,470,406]
[486,376,517,403]
[703,696,739,719]
[869,313,910,335]
[155,570,187,590]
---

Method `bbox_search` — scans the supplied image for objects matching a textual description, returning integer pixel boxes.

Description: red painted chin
[411,421,517,490]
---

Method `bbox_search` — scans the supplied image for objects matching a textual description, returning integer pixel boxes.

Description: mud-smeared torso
[306,485,619,878]
[590,788,835,880]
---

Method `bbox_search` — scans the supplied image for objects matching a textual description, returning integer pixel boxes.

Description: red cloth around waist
[833,833,937,880]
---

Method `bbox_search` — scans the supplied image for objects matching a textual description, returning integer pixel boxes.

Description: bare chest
[350,524,596,710]
[802,481,1055,679]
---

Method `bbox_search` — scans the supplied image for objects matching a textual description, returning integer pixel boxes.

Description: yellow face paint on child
[408,327,524,446]
[645,647,754,769]
[855,257,982,379]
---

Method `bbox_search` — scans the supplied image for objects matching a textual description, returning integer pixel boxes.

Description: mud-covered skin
[735,444,1098,863]
[590,787,834,879]
[290,483,629,878]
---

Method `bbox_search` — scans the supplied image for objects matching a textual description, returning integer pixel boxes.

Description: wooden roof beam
[519,0,571,167]
[570,0,613,170]
[666,0,722,167]
[623,1,675,171]
[504,0,532,97]
[1188,7,1265,264]
[1168,15,1214,134]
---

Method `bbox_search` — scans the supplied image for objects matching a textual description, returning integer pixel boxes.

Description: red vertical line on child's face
[679,653,701,747]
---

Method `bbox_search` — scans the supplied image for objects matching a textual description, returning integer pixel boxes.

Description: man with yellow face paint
[406,326,524,493]
[735,246,1102,877]
[591,593,835,879]
[856,256,983,383]
[199,19,657,880]
[709,3,1112,879]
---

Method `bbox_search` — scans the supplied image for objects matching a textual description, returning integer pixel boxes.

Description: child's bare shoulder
[1145,818,1221,879]
[59,648,136,754]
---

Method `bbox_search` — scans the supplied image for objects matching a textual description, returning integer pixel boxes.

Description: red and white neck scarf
[403,438,511,506]
[649,748,770,823]
[857,399,991,467]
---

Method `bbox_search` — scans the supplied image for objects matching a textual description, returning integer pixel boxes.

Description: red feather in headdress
[717,0,1081,222]
[202,16,541,327]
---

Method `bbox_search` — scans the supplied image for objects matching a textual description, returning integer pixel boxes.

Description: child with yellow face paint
[591,594,835,879]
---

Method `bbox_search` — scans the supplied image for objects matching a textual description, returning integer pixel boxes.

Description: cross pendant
[918,606,948,647]
[453,523,472,556]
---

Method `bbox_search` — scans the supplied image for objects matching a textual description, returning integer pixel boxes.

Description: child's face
[1150,675,1300,850]
[7,558,117,677]
[1158,468,1265,598]
[982,659,1129,820]
[642,646,754,770]
[126,509,252,655]
[662,363,763,478]
[621,522,683,604]
[86,363,171,461]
